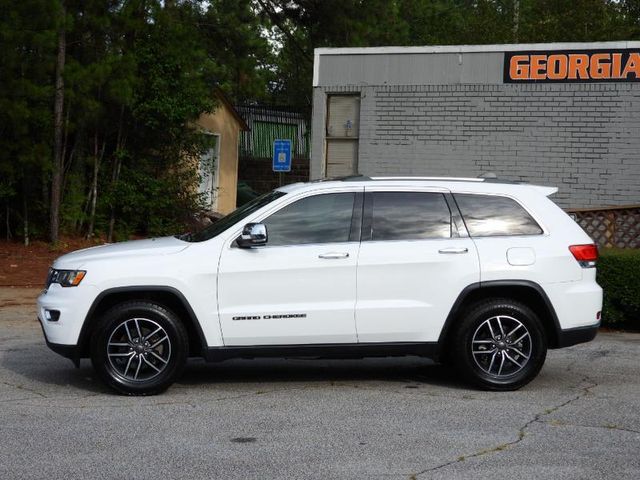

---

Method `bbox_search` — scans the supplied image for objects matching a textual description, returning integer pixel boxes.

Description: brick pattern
[348,83,640,209]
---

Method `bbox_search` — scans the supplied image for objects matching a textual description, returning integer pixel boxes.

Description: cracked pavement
[1,288,639,479]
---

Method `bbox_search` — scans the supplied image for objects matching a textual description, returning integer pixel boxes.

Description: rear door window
[369,192,452,241]
[454,194,543,237]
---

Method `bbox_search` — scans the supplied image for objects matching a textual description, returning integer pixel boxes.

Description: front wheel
[90,301,188,395]
[452,298,547,391]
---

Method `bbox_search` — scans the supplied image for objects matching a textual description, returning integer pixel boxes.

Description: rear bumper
[554,324,599,349]
[544,277,602,331]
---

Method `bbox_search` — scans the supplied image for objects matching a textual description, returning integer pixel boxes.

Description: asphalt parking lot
[1,288,639,479]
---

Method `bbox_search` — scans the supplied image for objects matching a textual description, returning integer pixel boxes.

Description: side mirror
[236,223,268,248]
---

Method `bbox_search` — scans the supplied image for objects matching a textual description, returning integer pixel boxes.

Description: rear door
[355,187,480,343]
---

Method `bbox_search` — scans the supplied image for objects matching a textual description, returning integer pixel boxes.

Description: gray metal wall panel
[317,52,504,87]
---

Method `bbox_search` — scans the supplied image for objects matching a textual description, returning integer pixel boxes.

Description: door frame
[199,131,221,211]
[216,186,365,346]
[324,93,361,178]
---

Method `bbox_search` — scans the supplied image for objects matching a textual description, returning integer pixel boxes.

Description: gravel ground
[1,288,639,479]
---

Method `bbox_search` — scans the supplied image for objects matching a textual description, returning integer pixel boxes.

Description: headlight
[46,269,86,288]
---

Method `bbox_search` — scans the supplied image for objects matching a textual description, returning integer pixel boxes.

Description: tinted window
[264,193,355,246]
[454,194,543,237]
[371,192,451,241]
[186,190,286,242]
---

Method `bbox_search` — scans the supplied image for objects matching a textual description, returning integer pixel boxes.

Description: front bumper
[39,320,80,366]
[37,284,97,359]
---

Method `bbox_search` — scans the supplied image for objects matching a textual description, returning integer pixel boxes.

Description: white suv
[38,176,602,395]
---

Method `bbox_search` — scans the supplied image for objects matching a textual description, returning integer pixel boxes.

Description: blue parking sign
[272,139,292,172]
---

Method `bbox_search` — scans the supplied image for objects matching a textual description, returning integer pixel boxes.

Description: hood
[53,236,190,268]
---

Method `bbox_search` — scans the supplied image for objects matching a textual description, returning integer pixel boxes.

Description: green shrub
[597,248,640,329]
[100,164,206,239]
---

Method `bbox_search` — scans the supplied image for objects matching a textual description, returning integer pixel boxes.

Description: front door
[355,188,480,343]
[217,189,363,346]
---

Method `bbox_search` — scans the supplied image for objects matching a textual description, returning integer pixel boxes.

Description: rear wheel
[452,298,547,390]
[90,301,188,395]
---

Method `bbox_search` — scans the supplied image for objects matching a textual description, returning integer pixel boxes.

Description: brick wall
[314,83,640,209]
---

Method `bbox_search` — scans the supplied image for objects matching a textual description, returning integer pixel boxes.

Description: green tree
[1,0,222,243]
[105,0,217,239]
[617,0,640,38]
[200,0,275,102]
[517,0,627,43]
[260,0,409,105]
[0,0,58,243]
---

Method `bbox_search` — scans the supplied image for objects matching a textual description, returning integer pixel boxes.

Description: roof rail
[314,174,526,185]
[311,175,372,183]
[481,178,523,184]
[370,176,484,182]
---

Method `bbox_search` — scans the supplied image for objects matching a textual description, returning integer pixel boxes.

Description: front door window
[263,193,356,246]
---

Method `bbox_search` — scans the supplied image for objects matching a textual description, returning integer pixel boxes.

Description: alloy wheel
[106,318,172,382]
[471,315,532,378]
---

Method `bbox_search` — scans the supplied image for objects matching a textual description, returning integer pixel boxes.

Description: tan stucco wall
[195,104,242,214]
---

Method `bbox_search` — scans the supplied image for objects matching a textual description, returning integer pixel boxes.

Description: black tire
[452,298,547,391]
[90,301,188,395]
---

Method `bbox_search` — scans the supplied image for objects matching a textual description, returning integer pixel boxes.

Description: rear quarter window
[454,194,543,237]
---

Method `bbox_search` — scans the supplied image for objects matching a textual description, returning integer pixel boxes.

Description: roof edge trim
[314,41,640,57]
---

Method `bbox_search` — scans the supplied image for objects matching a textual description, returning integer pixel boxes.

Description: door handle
[318,252,349,259]
[438,247,469,254]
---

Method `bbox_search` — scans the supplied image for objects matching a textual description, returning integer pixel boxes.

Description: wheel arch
[436,280,562,360]
[77,286,207,361]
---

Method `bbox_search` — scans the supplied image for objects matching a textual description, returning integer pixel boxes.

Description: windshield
[180,190,287,242]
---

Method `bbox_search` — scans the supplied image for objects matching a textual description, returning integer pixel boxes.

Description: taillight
[569,244,598,268]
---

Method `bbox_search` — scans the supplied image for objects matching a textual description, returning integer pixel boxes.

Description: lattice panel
[568,207,640,249]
